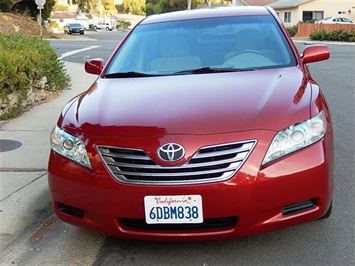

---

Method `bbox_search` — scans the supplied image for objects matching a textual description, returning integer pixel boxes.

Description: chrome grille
[98,140,256,185]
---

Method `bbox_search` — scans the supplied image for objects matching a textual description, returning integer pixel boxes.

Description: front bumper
[70,29,83,34]
[48,131,333,240]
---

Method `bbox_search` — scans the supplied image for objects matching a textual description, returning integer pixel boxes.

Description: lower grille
[282,199,317,216]
[98,140,256,185]
[119,216,238,231]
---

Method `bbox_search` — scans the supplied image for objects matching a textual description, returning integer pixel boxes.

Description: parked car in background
[64,23,84,35]
[49,6,333,241]
[94,22,114,31]
[315,16,354,24]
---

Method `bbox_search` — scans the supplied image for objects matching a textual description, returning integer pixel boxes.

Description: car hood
[61,67,311,137]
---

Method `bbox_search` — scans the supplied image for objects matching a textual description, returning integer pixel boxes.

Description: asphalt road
[50,30,125,63]
[1,31,354,265]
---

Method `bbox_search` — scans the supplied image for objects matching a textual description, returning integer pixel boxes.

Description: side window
[342,18,352,23]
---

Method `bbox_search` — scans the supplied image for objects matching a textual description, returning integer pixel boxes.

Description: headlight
[262,111,327,165]
[50,125,92,169]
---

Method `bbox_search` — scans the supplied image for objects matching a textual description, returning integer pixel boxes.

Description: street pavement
[0,62,97,259]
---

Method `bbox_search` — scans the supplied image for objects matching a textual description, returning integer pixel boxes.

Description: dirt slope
[0,13,51,36]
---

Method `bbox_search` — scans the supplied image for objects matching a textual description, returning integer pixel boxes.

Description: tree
[72,0,117,14]
[164,0,187,12]
[9,0,55,20]
[0,0,12,12]
[102,0,116,13]
[42,0,56,19]
[122,0,145,16]
[145,0,216,15]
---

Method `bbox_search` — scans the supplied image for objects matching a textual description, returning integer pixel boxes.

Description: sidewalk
[0,62,97,252]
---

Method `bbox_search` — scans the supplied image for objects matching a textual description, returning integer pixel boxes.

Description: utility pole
[35,0,46,37]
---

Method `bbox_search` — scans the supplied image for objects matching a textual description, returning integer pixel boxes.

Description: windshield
[106,15,296,76]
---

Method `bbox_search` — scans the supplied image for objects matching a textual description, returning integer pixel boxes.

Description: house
[268,0,355,26]
[227,0,355,26]
[51,12,90,29]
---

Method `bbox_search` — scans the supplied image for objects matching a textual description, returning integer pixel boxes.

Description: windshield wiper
[104,67,257,78]
[103,72,160,78]
[174,67,257,75]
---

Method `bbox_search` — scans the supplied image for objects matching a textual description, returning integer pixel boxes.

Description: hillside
[0,13,52,36]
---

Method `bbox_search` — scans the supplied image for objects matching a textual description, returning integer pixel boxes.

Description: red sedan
[48,6,333,240]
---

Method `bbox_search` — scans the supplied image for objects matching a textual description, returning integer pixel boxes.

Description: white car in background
[94,22,114,31]
[315,17,354,24]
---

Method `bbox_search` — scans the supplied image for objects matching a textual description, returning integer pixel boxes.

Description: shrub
[286,25,297,37]
[119,21,132,30]
[310,29,355,42]
[0,34,70,119]
[302,19,316,24]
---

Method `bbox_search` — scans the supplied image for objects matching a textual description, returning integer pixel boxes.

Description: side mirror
[302,45,330,64]
[85,58,104,75]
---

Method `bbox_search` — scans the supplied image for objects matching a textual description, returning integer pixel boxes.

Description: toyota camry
[48,6,334,240]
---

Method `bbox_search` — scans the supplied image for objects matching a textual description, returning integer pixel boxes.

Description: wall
[275,8,299,26]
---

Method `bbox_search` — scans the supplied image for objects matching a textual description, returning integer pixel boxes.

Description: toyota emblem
[158,143,185,162]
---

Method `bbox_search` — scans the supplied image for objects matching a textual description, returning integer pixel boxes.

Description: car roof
[140,6,272,25]
[325,16,349,20]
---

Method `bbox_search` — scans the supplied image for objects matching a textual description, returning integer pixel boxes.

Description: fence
[297,23,355,37]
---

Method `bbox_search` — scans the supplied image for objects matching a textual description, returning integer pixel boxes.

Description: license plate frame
[144,195,203,224]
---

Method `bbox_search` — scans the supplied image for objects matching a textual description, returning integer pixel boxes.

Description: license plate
[144,195,203,224]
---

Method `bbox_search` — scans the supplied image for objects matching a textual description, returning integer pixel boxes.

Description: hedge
[309,29,355,42]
